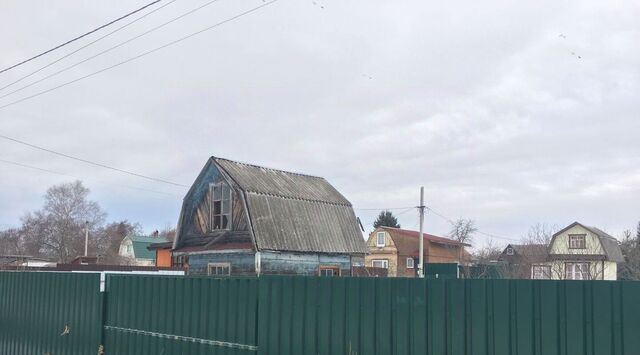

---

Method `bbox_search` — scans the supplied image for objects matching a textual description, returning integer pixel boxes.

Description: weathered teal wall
[260,251,352,276]
[188,252,257,275]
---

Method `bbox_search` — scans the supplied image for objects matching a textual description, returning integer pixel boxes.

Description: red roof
[378,226,470,247]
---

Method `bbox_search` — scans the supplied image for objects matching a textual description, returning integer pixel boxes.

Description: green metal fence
[2,272,640,355]
[257,277,640,355]
[0,272,103,355]
[104,275,259,355]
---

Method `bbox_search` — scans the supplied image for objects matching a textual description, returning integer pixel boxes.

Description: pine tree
[373,210,400,229]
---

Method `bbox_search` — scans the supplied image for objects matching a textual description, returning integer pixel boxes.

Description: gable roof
[176,157,367,254]
[550,222,624,263]
[376,227,469,259]
[127,235,169,260]
[500,244,549,263]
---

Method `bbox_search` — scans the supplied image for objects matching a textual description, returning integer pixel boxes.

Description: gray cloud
[0,0,639,246]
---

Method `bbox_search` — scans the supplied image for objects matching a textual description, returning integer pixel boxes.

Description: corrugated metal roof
[213,158,366,254]
[128,236,168,260]
[215,158,350,205]
[246,193,367,254]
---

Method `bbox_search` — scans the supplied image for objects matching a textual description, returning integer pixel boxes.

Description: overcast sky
[0,0,638,248]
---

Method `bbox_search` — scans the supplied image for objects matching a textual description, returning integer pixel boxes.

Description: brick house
[365,226,470,277]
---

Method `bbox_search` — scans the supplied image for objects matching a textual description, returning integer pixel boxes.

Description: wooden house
[171,157,368,276]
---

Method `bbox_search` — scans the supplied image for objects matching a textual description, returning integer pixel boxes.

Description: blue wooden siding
[188,252,256,276]
[260,251,352,276]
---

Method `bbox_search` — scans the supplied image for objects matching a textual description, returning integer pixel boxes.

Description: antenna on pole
[418,186,425,278]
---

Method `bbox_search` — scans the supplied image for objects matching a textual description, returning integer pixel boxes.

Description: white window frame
[568,234,586,249]
[406,257,414,269]
[319,265,341,277]
[376,232,385,247]
[207,262,231,277]
[209,181,233,231]
[506,247,514,256]
[565,262,590,280]
[371,259,389,269]
[531,265,551,280]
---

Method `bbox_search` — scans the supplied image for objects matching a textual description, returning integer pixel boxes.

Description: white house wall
[549,225,605,256]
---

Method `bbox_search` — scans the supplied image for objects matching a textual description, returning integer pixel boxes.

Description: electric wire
[0,0,178,93]
[0,0,163,75]
[0,133,189,187]
[0,158,183,198]
[0,0,221,101]
[0,0,280,110]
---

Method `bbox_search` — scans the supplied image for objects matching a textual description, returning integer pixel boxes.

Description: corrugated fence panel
[0,272,102,355]
[104,275,258,355]
[4,273,640,355]
[257,277,640,355]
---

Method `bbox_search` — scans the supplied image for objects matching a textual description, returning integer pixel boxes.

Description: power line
[353,206,414,211]
[0,158,182,199]
[0,0,280,110]
[0,0,163,75]
[0,0,178,93]
[0,0,221,101]
[426,206,520,242]
[0,133,189,187]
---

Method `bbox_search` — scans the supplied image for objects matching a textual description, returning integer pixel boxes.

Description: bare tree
[448,218,477,245]
[20,181,106,262]
[522,223,559,245]
[0,228,22,255]
[619,229,640,280]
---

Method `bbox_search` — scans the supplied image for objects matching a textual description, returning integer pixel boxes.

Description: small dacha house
[499,222,624,280]
[365,226,470,277]
[170,157,368,276]
[119,235,169,266]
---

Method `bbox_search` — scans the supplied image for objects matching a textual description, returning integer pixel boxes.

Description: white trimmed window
[506,247,514,255]
[210,181,232,230]
[406,258,415,269]
[371,259,389,269]
[568,234,586,249]
[376,232,385,247]
[565,262,590,280]
[207,263,231,276]
[531,265,551,280]
[319,266,341,277]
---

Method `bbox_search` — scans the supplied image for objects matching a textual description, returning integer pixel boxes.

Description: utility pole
[418,186,425,278]
[84,221,89,257]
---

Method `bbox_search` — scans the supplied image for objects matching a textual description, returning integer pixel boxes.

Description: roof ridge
[213,156,327,180]
[246,190,352,207]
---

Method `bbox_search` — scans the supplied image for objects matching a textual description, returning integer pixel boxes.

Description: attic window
[506,247,514,255]
[568,234,586,249]
[210,181,232,230]
[376,232,385,247]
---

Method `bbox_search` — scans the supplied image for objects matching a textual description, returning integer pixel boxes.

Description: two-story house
[365,226,469,277]
[170,157,368,276]
[499,222,624,280]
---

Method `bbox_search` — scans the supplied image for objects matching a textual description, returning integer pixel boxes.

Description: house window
[376,232,385,247]
[406,257,415,269]
[319,266,341,277]
[371,259,389,269]
[568,234,586,249]
[173,255,189,269]
[210,181,232,230]
[531,265,551,279]
[208,263,231,276]
[565,262,590,280]
[506,247,514,255]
